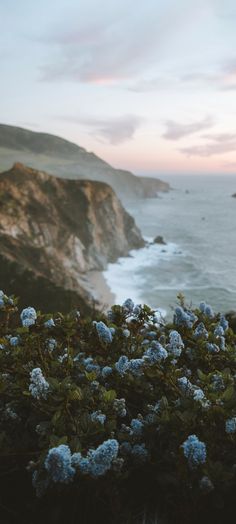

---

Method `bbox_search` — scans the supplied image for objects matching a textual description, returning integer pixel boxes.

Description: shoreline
[86,270,116,311]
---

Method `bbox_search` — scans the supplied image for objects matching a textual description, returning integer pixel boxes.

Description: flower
[44,444,75,483]
[174,306,197,328]
[115,355,130,376]
[44,318,55,328]
[113,398,126,417]
[95,321,113,343]
[101,366,113,378]
[90,411,106,425]
[143,341,168,364]
[206,342,220,353]
[167,330,184,357]
[20,307,37,327]
[29,368,49,400]
[129,358,144,376]
[123,329,130,338]
[87,439,119,477]
[131,418,144,436]
[194,322,208,339]
[182,434,207,468]
[199,476,214,492]
[122,298,134,312]
[46,338,57,352]
[131,443,148,463]
[199,302,214,318]
[220,315,229,332]
[9,336,20,347]
[225,417,236,434]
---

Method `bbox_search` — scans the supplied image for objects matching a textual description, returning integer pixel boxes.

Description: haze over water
[104,175,236,317]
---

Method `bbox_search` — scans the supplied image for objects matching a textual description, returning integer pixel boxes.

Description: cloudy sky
[1,0,236,175]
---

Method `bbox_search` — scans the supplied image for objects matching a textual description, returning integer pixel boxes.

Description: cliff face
[0,163,144,313]
[0,124,170,201]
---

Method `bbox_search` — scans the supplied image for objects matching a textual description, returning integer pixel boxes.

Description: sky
[1,0,236,176]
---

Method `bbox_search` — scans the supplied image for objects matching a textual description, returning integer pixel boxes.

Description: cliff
[0,124,170,201]
[0,163,144,313]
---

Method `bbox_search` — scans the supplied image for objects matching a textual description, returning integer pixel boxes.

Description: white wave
[103,241,183,307]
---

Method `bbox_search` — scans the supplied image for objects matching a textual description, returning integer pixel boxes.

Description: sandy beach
[85,270,116,312]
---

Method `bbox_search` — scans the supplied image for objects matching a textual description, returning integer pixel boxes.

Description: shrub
[1,291,236,523]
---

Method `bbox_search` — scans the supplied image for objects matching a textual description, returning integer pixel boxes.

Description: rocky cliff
[0,163,144,313]
[0,124,170,201]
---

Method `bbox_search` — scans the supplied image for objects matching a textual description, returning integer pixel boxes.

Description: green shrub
[1,291,236,523]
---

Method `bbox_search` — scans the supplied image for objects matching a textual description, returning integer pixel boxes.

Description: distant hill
[0,162,144,313]
[0,124,170,201]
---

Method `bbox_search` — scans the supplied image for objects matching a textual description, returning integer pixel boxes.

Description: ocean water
[103,175,236,318]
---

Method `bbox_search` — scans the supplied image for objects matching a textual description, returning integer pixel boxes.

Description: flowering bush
[1,291,236,523]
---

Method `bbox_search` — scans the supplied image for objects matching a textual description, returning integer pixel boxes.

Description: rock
[0,163,145,313]
[232,193,236,198]
[153,235,166,245]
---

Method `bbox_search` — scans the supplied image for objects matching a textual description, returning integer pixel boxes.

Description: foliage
[1,290,236,523]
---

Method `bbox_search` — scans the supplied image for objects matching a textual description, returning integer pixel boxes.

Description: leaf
[68,387,83,401]
[103,389,117,402]
[222,385,234,401]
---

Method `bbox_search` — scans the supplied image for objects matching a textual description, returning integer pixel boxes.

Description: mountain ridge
[0,123,170,201]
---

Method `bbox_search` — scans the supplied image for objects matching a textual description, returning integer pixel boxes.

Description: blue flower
[9,336,20,347]
[20,307,37,327]
[46,338,57,352]
[206,342,220,353]
[122,298,134,312]
[29,368,49,399]
[129,358,144,376]
[167,330,184,357]
[123,329,130,338]
[131,419,144,436]
[214,324,224,337]
[87,439,119,477]
[113,398,126,417]
[199,302,214,318]
[44,318,55,328]
[144,341,168,364]
[211,374,225,392]
[220,315,229,332]
[45,444,75,483]
[225,417,236,434]
[101,366,113,378]
[194,322,208,339]
[182,434,207,468]
[131,443,148,463]
[0,290,5,308]
[90,411,106,425]
[95,321,113,344]
[115,355,130,376]
[174,306,197,328]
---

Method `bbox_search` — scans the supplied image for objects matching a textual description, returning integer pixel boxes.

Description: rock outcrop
[0,124,170,202]
[0,163,144,313]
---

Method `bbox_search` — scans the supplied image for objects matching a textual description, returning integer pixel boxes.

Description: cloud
[162,116,214,140]
[39,0,196,85]
[180,133,236,157]
[58,114,143,145]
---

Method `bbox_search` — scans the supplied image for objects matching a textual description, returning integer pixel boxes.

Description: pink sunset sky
[1,0,236,175]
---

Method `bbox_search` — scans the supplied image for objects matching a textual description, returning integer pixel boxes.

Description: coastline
[86,270,116,311]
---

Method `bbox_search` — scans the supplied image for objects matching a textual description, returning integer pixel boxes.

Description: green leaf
[103,389,117,402]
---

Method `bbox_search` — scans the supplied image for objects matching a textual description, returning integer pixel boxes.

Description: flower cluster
[20,307,37,327]
[1,290,236,524]
[182,434,207,469]
[29,368,49,399]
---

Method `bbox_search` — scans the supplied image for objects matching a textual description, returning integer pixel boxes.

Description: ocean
[103,175,236,318]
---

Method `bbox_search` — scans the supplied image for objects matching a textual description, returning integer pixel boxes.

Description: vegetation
[1,291,236,524]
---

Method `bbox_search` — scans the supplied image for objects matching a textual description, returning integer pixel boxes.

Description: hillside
[0,124,170,201]
[0,163,144,313]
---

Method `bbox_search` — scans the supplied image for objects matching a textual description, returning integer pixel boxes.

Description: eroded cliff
[0,163,144,313]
